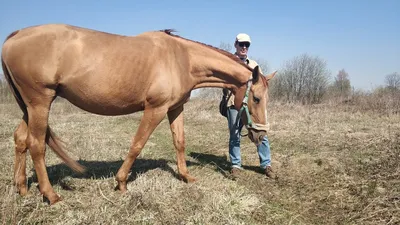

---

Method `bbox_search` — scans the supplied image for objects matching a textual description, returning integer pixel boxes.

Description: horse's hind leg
[13,116,28,195]
[116,107,168,192]
[25,96,60,204]
[167,105,196,183]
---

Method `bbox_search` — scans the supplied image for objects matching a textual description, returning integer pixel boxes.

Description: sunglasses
[238,42,250,48]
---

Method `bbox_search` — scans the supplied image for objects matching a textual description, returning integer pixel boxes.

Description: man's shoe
[230,167,242,180]
[265,166,276,179]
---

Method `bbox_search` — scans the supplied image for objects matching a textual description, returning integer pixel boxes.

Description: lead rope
[234,79,253,137]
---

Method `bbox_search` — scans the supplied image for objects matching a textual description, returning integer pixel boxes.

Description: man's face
[235,41,250,58]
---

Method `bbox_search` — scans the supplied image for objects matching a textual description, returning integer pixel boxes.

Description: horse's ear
[252,65,260,83]
[265,70,277,81]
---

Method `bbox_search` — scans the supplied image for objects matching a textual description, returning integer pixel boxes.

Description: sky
[0,0,399,91]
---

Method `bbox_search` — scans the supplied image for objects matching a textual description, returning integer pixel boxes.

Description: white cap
[235,33,251,43]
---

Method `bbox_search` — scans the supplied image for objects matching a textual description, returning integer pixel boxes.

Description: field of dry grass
[0,98,399,224]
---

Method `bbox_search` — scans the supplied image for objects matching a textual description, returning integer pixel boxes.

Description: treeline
[269,54,329,104]
[196,43,400,112]
[0,77,13,102]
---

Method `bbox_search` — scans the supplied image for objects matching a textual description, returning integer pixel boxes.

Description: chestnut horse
[1,24,276,204]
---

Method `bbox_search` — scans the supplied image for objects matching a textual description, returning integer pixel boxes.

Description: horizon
[1,0,399,91]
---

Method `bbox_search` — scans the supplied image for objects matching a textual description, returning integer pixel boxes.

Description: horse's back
[2,24,144,83]
[2,24,194,115]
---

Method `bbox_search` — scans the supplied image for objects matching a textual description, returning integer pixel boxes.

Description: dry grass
[0,98,399,224]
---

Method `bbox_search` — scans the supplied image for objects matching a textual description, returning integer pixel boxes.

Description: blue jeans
[227,106,271,169]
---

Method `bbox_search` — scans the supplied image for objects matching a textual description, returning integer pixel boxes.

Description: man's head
[234,33,251,59]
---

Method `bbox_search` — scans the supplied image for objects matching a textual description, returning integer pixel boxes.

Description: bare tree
[219,42,232,53]
[0,73,13,102]
[250,58,269,74]
[330,69,351,100]
[385,72,400,91]
[272,54,330,104]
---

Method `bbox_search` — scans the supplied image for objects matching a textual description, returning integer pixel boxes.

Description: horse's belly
[58,87,145,116]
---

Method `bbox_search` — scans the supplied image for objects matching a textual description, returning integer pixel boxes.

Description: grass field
[0,98,399,224]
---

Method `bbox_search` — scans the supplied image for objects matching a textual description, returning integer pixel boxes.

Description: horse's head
[234,66,276,145]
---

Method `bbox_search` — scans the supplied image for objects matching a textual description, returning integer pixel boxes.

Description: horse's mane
[160,29,268,87]
[160,29,253,72]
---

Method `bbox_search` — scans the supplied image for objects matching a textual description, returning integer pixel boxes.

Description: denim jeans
[227,106,271,169]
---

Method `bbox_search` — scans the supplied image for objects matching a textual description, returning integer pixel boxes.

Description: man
[223,33,275,179]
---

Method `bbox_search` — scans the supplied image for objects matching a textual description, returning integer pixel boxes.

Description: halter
[234,79,269,135]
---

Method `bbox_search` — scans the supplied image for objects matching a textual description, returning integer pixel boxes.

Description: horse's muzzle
[247,128,267,146]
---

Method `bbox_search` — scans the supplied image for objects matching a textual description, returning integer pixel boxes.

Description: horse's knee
[14,138,27,153]
[174,139,185,152]
[14,122,28,153]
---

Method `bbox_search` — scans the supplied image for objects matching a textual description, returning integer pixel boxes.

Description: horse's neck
[181,41,250,90]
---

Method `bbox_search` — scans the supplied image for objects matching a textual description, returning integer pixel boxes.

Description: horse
[1,24,276,205]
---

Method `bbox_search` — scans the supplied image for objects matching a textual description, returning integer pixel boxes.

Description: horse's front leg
[167,105,197,183]
[115,107,168,192]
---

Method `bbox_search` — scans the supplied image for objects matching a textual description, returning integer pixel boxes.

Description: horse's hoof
[48,194,62,205]
[18,186,28,196]
[115,181,127,193]
[180,174,197,183]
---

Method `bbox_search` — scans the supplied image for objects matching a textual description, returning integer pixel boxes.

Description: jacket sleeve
[248,59,263,74]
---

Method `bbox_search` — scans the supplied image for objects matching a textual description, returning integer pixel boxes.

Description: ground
[0,99,399,224]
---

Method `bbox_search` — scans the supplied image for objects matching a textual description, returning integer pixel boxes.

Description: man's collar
[234,53,249,64]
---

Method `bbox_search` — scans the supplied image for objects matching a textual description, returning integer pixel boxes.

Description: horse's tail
[2,31,26,115]
[46,128,86,173]
[2,31,86,173]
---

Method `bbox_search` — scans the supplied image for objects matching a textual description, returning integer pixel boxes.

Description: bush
[0,79,13,103]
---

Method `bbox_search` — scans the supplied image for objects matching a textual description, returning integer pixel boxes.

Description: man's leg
[257,136,275,178]
[227,107,243,169]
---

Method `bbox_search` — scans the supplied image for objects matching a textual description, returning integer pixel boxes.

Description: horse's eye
[253,96,260,104]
